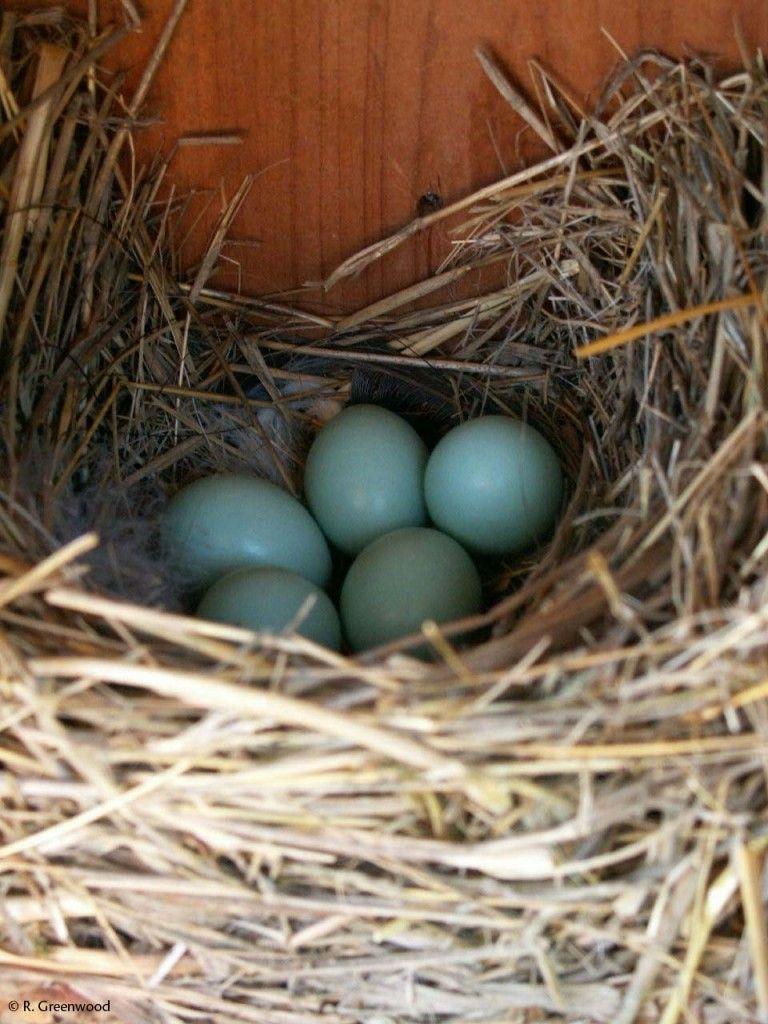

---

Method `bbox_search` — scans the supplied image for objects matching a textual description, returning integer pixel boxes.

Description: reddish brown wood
[8,1,768,310]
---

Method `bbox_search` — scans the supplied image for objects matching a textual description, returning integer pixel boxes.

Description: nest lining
[1,7,767,1024]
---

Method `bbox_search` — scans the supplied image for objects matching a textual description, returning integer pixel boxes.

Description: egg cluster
[161,404,563,653]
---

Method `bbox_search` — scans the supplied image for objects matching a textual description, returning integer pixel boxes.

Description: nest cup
[2,10,768,1024]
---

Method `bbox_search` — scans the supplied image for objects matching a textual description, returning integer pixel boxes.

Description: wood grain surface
[8,1,768,311]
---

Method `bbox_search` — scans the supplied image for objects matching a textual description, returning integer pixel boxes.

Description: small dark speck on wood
[417,191,444,217]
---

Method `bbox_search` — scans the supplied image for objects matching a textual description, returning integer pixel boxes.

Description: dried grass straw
[1,7,767,1024]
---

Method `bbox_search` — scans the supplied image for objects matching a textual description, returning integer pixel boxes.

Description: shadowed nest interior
[1,7,768,1024]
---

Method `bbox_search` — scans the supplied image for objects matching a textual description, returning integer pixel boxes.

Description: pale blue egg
[197,567,341,650]
[161,473,332,591]
[424,416,563,555]
[340,527,482,652]
[304,404,428,555]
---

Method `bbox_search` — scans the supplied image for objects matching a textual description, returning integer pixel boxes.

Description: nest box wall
[8,0,768,311]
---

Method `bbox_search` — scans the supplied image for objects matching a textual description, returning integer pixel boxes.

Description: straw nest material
[1,6,768,1024]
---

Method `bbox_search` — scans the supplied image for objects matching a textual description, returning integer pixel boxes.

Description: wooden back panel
[7,1,768,310]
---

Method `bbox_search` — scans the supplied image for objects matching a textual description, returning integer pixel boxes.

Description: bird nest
[1,7,767,1024]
